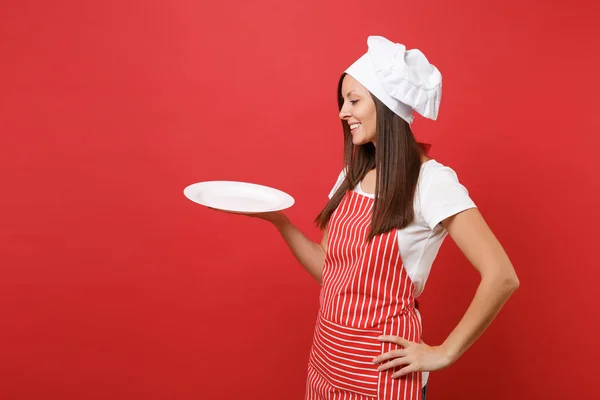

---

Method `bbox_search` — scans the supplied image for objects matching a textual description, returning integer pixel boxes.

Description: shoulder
[417,159,476,230]
[419,159,462,185]
[335,167,348,182]
[328,167,349,199]
[417,159,473,201]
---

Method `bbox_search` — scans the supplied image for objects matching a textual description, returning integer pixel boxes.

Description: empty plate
[183,181,295,213]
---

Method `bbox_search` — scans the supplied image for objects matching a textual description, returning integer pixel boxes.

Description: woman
[216,36,519,399]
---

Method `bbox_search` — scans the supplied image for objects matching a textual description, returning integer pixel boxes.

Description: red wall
[1,1,598,398]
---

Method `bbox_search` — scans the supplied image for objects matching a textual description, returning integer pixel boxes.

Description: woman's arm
[437,207,519,362]
[374,207,519,377]
[209,208,328,283]
[255,212,329,284]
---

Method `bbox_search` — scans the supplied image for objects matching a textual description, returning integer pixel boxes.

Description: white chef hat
[345,36,442,124]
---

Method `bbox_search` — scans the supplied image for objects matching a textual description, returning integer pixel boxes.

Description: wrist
[269,212,289,229]
[438,342,460,365]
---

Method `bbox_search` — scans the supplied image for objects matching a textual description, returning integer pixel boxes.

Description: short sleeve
[420,165,477,230]
[328,169,347,199]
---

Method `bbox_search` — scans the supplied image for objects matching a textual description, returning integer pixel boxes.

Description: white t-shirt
[327,159,477,299]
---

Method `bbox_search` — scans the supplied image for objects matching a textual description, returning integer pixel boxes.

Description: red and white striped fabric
[306,190,423,400]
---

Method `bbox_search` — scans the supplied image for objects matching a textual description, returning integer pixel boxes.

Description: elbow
[500,270,520,294]
[504,264,520,292]
[483,267,520,293]
[505,275,520,293]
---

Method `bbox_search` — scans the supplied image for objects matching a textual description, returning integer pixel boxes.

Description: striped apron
[306,189,423,400]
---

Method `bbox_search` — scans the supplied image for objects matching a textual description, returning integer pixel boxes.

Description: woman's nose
[339,107,350,120]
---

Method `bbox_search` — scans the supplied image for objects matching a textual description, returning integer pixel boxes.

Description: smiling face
[338,74,378,146]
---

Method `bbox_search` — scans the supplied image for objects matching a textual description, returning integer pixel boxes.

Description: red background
[1,0,599,398]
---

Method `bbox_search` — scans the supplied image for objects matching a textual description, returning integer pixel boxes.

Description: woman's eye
[350,100,358,105]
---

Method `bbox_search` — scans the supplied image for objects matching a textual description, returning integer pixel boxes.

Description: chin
[352,135,370,146]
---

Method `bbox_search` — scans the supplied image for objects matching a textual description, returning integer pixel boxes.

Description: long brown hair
[315,73,428,241]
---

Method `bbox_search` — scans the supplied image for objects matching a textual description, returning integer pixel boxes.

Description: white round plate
[183,181,295,213]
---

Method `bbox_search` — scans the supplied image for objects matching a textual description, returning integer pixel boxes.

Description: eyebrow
[346,90,358,98]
